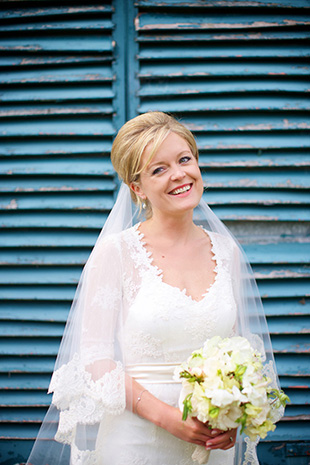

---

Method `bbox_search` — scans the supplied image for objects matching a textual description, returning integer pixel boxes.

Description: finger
[222,442,235,450]
[206,432,236,450]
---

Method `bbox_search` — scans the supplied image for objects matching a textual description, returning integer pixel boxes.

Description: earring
[142,202,146,210]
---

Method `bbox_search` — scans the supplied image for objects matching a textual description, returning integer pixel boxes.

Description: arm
[128,376,237,450]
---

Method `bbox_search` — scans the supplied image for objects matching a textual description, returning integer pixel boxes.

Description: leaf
[182,393,193,421]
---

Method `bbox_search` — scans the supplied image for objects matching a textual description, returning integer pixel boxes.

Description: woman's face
[132,132,204,217]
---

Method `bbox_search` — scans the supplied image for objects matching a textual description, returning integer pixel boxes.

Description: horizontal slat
[197,133,309,150]
[0,140,112,156]
[0,158,114,175]
[258,279,310,298]
[0,374,51,390]
[138,31,310,42]
[0,36,113,53]
[211,206,310,221]
[0,85,114,103]
[0,118,115,137]
[136,12,310,30]
[0,194,114,210]
[0,302,70,322]
[254,266,310,279]
[274,354,310,376]
[0,423,42,439]
[0,299,307,323]
[138,44,310,59]
[139,80,310,96]
[274,337,310,355]
[0,6,113,21]
[0,104,114,118]
[202,191,310,205]
[0,408,49,422]
[0,176,115,193]
[0,19,113,32]
[0,338,61,356]
[139,95,310,112]
[0,357,56,374]
[263,299,310,317]
[244,243,310,264]
[198,151,310,168]
[0,249,89,265]
[0,65,113,85]
[139,61,310,77]
[0,322,64,337]
[0,268,81,284]
[0,230,98,247]
[268,317,310,334]
[0,55,110,67]
[136,0,310,8]
[0,212,110,228]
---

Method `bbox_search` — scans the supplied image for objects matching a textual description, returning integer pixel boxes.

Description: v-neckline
[133,223,219,303]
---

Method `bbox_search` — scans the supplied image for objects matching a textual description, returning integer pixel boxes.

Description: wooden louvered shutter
[0,1,123,461]
[133,1,310,463]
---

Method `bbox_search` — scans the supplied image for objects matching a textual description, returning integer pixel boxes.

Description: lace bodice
[121,225,237,365]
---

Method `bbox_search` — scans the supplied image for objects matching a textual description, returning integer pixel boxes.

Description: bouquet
[175,336,289,464]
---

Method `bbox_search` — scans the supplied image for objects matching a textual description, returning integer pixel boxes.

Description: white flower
[204,388,235,408]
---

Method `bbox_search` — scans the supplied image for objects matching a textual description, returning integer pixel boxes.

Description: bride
[27,112,282,465]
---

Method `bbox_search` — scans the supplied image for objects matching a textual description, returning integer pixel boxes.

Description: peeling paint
[4,199,18,210]
[137,20,310,31]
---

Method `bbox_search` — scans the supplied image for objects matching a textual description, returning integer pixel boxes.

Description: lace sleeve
[48,234,126,449]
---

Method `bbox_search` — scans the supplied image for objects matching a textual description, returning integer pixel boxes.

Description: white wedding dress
[50,224,238,465]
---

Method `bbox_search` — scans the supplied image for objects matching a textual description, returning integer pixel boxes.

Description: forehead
[143,132,191,164]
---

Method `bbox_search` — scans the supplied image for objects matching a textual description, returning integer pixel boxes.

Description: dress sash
[126,363,181,384]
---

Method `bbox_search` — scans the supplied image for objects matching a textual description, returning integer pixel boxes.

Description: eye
[152,166,165,175]
[179,155,192,164]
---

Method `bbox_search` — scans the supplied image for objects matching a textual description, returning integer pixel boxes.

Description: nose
[170,164,186,181]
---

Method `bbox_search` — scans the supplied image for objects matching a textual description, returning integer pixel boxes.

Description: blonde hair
[111,112,198,215]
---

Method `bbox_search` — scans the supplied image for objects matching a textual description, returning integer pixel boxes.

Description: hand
[205,427,237,451]
[161,406,222,447]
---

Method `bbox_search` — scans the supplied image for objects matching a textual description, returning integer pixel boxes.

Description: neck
[142,209,198,243]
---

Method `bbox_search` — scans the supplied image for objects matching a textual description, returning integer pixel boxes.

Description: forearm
[125,374,168,428]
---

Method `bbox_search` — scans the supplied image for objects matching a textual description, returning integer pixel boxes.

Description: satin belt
[126,363,182,384]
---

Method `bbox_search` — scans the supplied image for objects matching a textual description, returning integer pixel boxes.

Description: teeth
[171,185,191,195]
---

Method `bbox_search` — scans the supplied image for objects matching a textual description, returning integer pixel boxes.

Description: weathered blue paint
[0,0,309,464]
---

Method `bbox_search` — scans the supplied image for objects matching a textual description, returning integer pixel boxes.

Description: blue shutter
[0,2,122,462]
[133,0,310,463]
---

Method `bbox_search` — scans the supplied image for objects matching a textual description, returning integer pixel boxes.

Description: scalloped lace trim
[49,354,126,445]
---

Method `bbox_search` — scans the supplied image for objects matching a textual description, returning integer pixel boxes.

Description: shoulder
[207,230,236,252]
[94,225,138,256]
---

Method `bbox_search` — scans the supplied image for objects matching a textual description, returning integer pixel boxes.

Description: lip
[168,183,192,196]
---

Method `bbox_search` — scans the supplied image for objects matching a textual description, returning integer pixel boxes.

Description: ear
[130,182,147,200]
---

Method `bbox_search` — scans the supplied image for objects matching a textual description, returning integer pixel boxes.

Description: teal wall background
[0,1,309,463]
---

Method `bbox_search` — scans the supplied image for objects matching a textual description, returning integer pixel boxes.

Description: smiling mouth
[169,184,192,195]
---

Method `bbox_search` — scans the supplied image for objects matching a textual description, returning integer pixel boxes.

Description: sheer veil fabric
[27,183,283,465]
